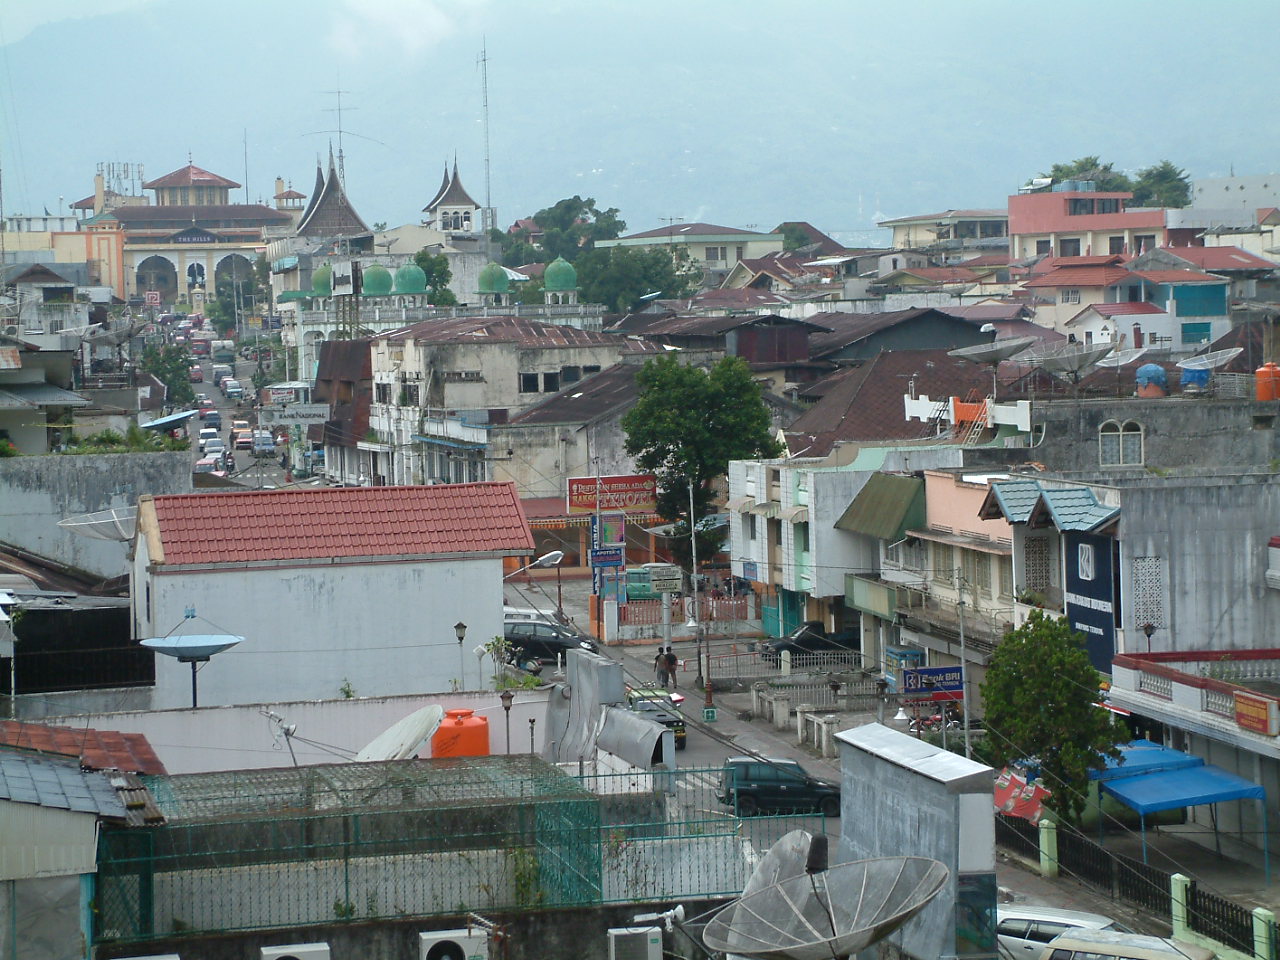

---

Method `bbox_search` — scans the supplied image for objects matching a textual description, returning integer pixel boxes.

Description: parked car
[503,605,571,626]
[626,688,687,749]
[188,366,204,382]
[251,430,276,455]
[197,398,215,419]
[716,756,841,817]
[203,438,227,458]
[997,907,1134,960]
[503,619,598,666]
[761,620,859,663]
[234,431,253,450]
[197,427,219,452]
[230,419,250,435]
[223,379,244,400]
[203,410,222,430]
[1036,929,1212,960]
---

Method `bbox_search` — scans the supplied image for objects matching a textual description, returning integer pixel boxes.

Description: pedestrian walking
[654,648,670,689]
[664,647,679,689]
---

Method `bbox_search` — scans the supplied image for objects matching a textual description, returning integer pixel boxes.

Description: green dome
[477,262,510,295]
[311,263,332,297]
[362,264,393,296]
[543,256,577,292]
[394,262,427,294]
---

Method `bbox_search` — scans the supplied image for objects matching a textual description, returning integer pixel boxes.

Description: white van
[1040,929,1214,960]
[999,907,1133,960]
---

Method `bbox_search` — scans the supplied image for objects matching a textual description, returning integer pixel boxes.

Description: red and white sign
[1234,691,1279,736]
[145,290,161,306]
[567,474,657,515]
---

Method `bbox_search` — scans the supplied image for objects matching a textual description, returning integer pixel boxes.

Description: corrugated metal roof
[0,347,21,371]
[0,751,126,818]
[0,383,90,407]
[834,474,924,540]
[143,482,534,565]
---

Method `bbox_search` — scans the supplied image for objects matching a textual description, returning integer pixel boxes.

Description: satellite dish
[58,505,137,541]
[1176,347,1243,371]
[1020,341,1115,383]
[356,704,445,761]
[703,855,949,960]
[141,634,243,708]
[947,336,1038,365]
[1096,347,1148,368]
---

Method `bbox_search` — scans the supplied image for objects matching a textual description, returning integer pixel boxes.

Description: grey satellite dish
[355,704,446,761]
[1021,341,1115,383]
[1096,347,1148,368]
[141,634,243,708]
[1176,347,1243,371]
[58,505,137,542]
[703,854,949,960]
[947,336,1038,365]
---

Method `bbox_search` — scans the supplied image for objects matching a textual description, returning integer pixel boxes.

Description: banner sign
[1064,531,1116,673]
[258,403,329,426]
[1235,691,1279,736]
[589,547,624,568]
[903,665,963,701]
[568,474,657,515]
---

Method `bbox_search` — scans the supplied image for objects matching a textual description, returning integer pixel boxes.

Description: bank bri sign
[1064,531,1117,673]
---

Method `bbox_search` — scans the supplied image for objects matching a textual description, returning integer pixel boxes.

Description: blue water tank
[1180,368,1211,392]
[1135,364,1167,388]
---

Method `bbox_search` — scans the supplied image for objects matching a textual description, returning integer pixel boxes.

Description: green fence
[94,761,840,946]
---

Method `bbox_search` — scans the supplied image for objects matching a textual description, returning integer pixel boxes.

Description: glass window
[542,372,560,392]
[1059,238,1081,257]
[1026,923,1071,943]
[561,365,581,384]
[747,514,757,540]
[519,373,539,393]
[1100,420,1122,465]
[796,523,809,552]
[962,551,991,596]
[933,543,953,582]
[1120,421,1144,464]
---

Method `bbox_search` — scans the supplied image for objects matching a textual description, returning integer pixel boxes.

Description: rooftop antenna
[325,87,351,184]
[477,39,492,222]
[243,128,249,205]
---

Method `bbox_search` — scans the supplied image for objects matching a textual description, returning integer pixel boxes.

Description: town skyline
[2,0,1278,246]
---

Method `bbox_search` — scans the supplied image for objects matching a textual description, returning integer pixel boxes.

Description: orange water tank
[1256,363,1279,402]
[431,708,491,757]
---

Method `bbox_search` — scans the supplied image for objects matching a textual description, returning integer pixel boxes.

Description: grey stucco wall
[0,451,192,579]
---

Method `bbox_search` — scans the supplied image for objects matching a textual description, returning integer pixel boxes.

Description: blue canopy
[1091,739,1204,782]
[1102,764,1265,815]
[141,409,199,430]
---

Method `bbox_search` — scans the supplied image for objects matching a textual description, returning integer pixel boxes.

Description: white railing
[1137,671,1173,699]
[1202,687,1235,717]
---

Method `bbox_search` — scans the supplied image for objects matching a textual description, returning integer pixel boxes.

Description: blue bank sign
[1064,531,1116,673]
[903,665,963,701]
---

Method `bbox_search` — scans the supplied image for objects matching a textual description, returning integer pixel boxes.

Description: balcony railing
[1137,671,1173,699]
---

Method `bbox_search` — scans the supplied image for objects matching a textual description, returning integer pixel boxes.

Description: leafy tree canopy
[780,223,812,252]
[980,610,1125,822]
[413,249,458,305]
[489,227,541,269]
[575,245,695,313]
[138,343,196,408]
[1132,160,1191,208]
[1041,156,1134,194]
[532,195,626,263]
[622,355,782,565]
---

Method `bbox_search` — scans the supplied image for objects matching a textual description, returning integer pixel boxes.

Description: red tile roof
[1022,265,1132,288]
[1132,269,1223,285]
[0,721,166,775]
[143,163,240,190]
[1157,246,1275,271]
[144,483,534,565]
[621,222,762,240]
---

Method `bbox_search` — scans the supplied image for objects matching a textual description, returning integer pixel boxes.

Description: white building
[131,483,534,709]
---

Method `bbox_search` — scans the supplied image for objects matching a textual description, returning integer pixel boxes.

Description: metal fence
[94,763,836,946]
[700,650,865,684]
[1187,883,1255,955]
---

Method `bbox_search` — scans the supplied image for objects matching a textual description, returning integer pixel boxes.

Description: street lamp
[499,688,514,754]
[504,550,564,582]
[454,621,467,691]
[1142,622,1156,653]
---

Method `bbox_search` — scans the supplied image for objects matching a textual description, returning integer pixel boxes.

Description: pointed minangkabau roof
[422,163,451,213]
[296,153,369,238]
[296,160,326,226]
[429,160,479,211]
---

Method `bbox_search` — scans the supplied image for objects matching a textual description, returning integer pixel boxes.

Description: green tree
[489,227,540,268]
[1131,160,1191,208]
[532,195,626,263]
[622,356,782,565]
[138,344,196,407]
[779,223,811,252]
[980,611,1124,822]
[413,249,459,306]
[1040,156,1133,194]
[576,246,695,312]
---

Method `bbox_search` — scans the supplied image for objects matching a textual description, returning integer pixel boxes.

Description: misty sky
[1,0,1276,246]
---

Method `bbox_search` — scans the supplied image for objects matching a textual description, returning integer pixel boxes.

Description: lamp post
[1142,622,1156,653]
[454,621,467,691]
[686,479,703,689]
[528,717,536,754]
[499,688,514,754]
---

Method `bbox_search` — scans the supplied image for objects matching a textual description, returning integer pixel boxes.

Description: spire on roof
[423,163,451,214]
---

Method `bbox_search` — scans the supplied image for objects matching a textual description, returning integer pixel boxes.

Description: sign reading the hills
[567,474,657,515]
[167,227,220,244]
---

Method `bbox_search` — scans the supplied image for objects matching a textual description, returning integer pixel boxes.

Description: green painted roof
[394,262,427,294]
[311,263,332,297]
[478,262,509,294]
[835,473,925,540]
[543,255,577,292]
[362,264,393,296]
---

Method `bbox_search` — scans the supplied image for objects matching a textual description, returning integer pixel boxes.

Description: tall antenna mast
[325,88,351,184]
[477,40,493,233]
[243,128,249,204]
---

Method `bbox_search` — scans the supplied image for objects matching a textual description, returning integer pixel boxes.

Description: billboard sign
[331,260,358,297]
[258,403,329,427]
[1064,531,1116,673]
[903,665,964,702]
[1235,691,1279,736]
[568,474,657,515]
[589,547,624,568]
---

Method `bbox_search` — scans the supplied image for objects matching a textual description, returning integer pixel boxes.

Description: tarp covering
[1090,738,1204,782]
[1102,763,1265,814]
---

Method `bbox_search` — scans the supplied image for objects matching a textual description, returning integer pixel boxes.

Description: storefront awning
[907,527,1011,556]
[1102,764,1264,815]
[748,501,780,518]
[411,435,485,450]
[724,495,755,513]
[835,473,923,540]
[780,505,809,523]
[141,409,200,430]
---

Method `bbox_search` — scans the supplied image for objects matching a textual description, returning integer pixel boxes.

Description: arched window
[1100,420,1144,466]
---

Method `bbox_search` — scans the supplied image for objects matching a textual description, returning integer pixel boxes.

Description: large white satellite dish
[58,506,138,542]
[1020,341,1115,383]
[947,336,1038,365]
[1096,347,1148,368]
[355,704,446,762]
[1176,347,1243,371]
[703,852,949,960]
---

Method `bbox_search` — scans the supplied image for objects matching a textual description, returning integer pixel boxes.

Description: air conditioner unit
[260,945,331,960]
[608,926,663,960]
[419,928,489,960]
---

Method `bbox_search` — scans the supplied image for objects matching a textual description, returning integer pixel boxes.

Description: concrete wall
[838,723,995,960]
[134,547,508,710]
[0,451,191,579]
[491,408,637,501]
